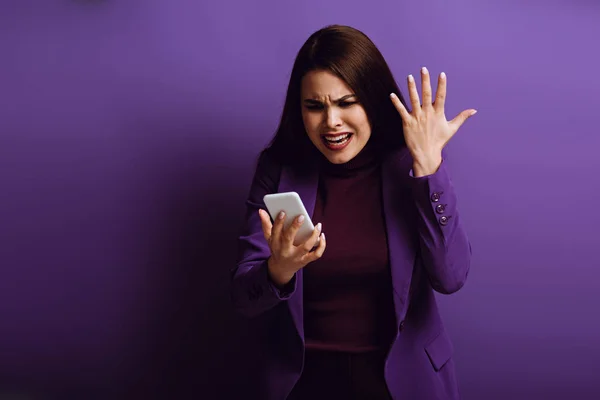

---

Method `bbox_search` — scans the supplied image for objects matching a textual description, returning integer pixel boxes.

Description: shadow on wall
[119,128,264,398]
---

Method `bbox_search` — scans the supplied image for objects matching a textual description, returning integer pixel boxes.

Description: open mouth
[321,133,353,150]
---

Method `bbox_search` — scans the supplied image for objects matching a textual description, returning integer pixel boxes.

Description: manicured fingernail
[422,67,428,74]
[321,233,325,240]
[390,93,396,99]
[278,211,285,219]
[472,110,478,115]
[441,72,446,79]
[408,75,414,82]
[316,223,322,232]
[298,215,305,223]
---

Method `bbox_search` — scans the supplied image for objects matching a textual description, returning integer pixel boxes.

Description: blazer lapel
[381,147,419,328]
[277,162,319,341]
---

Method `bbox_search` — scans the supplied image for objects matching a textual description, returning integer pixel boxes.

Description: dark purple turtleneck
[303,143,397,353]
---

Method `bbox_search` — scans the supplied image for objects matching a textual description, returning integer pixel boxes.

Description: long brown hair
[263,24,409,168]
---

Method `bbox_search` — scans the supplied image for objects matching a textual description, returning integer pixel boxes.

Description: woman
[231,24,476,400]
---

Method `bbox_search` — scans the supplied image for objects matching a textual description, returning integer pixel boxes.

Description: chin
[327,155,351,164]
[321,148,358,164]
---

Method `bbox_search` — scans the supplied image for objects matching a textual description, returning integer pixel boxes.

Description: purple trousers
[287,349,393,400]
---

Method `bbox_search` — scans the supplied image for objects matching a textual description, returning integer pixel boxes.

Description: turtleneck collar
[319,141,379,177]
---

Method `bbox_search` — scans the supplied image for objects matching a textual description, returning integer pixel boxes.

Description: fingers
[421,67,433,107]
[302,232,326,264]
[448,109,478,134]
[434,72,447,112]
[299,222,322,254]
[271,210,286,252]
[389,93,410,122]
[396,69,447,117]
[281,214,305,248]
[407,74,421,114]
[258,209,273,241]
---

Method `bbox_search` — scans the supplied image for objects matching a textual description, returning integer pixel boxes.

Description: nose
[324,107,342,129]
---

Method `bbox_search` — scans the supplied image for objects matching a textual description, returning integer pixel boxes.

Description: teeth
[324,133,351,143]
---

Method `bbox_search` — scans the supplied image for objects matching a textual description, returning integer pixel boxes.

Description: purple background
[1,1,599,399]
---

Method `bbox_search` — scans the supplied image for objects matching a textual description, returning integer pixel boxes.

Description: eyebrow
[303,94,357,104]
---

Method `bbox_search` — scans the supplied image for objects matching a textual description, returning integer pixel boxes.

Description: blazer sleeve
[230,150,299,318]
[408,149,472,294]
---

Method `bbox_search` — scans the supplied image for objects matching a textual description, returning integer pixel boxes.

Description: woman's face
[300,69,372,164]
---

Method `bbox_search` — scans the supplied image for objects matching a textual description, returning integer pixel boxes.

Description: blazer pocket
[424,330,454,371]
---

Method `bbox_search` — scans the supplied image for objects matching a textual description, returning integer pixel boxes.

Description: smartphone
[263,191,317,247]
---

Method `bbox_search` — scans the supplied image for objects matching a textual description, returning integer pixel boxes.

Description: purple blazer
[232,146,471,400]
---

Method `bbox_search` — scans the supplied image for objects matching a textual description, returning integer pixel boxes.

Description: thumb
[449,109,477,133]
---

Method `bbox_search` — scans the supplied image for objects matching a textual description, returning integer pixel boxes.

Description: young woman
[231,24,476,400]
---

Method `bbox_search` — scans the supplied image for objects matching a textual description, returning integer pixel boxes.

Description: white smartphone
[263,191,317,247]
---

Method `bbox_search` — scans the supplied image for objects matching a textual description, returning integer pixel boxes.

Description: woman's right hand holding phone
[258,209,326,288]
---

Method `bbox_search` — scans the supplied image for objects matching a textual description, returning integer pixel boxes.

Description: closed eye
[304,104,324,110]
[303,101,358,110]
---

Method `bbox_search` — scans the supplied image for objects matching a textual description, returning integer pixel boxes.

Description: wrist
[412,152,442,177]
[267,258,294,288]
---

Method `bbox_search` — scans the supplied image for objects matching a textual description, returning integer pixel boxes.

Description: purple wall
[1,1,599,399]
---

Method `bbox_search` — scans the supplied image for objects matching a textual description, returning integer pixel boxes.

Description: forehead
[300,69,353,100]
